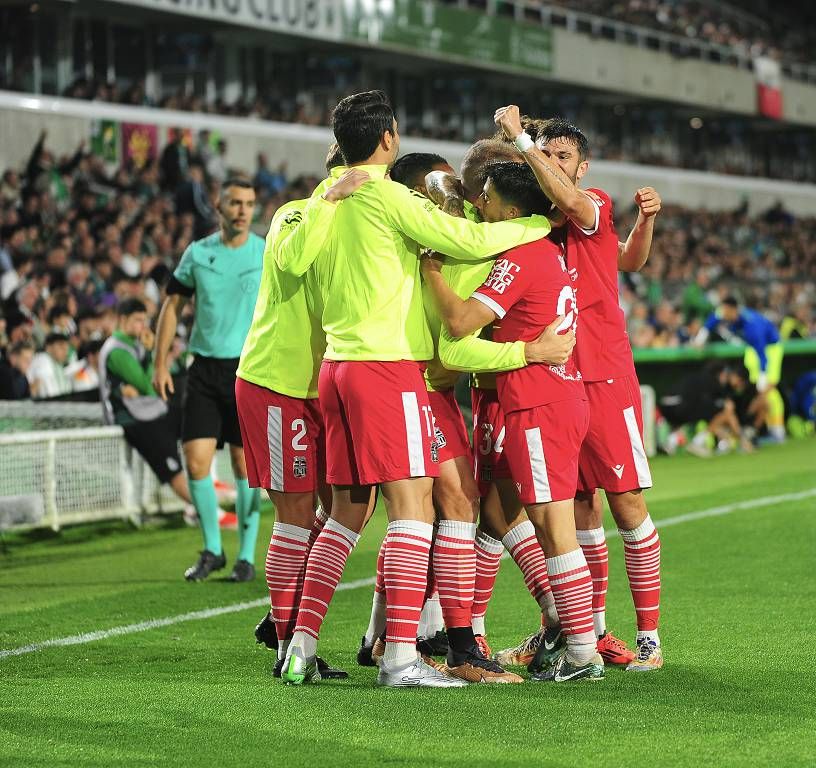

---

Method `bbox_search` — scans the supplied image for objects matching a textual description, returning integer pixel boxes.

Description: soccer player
[422,161,605,682]
[495,106,664,671]
[277,91,552,687]
[153,179,264,583]
[236,143,370,679]
[696,296,786,442]
[425,144,568,668]
[360,151,568,683]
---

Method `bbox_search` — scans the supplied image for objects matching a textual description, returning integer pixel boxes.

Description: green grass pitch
[1,440,815,767]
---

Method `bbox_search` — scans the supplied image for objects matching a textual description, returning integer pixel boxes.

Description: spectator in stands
[206,139,229,184]
[27,331,72,399]
[66,338,103,393]
[254,154,287,196]
[0,339,35,399]
[99,298,192,505]
[175,164,217,239]
[0,250,32,301]
[159,129,190,192]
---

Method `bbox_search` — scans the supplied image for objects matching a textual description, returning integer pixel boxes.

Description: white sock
[417,593,444,639]
[636,630,660,647]
[364,591,387,646]
[382,642,418,670]
[541,593,560,630]
[277,638,290,662]
[289,629,317,659]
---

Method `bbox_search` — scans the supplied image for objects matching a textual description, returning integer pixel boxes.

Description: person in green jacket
[99,298,191,506]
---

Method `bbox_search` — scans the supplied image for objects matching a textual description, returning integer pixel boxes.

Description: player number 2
[291,419,308,451]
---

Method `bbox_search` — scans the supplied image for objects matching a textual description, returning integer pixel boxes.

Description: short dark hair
[484,162,553,218]
[460,140,522,201]
[331,91,395,165]
[117,298,147,317]
[47,304,70,325]
[722,296,739,308]
[325,142,345,173]
[45,331,70,346]
[389,153,449,190]
[8,340,34,356]
[535,117,590,160]
[221,178,254,195]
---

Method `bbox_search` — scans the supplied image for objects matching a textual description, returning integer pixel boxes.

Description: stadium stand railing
[449,0,816,83]
[2,91,816,215]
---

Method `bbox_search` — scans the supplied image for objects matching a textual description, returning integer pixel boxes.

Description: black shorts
[124,417,183,484]
[182,355,242,447]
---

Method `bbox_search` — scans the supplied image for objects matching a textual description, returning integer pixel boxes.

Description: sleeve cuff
[166,275,195,297]
[471,291,506,319]
[577,194,601,236]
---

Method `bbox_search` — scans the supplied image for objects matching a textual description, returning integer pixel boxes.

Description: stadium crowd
[493,0,815,67]
[0,131,812,402]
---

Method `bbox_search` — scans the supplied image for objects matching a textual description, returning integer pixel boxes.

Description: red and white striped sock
[363,537,388,646]
[577,527,609,637]
[471,530,504,636]
[291,518,360,658]
[382,520,434,670]
[265,522,311,652]
[503,521,556,619]
[432,520,477,629]
[619,515,661,636]
[307,505,329,550]
[547,548,596,665]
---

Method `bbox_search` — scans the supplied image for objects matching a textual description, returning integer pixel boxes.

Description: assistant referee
[154,178,264,582]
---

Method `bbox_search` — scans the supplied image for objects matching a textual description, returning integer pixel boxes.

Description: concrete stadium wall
[2,91,815,215]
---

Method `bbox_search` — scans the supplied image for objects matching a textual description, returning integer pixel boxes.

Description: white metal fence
[0,402,184,531]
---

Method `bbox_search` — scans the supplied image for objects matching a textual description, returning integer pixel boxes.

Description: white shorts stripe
[267,405,284,492]
[623,405,653,489]
[402,391,425,477]
[524,427,552,503]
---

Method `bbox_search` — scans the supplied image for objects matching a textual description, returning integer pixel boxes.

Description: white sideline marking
[0,576,375,660]
[3,487,815,661]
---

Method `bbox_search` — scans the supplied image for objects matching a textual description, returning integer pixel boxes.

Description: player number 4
[479,425,505,456]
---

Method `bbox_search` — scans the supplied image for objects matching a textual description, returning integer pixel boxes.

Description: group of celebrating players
[154,90,665,688]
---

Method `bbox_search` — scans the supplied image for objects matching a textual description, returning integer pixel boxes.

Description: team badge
[430,441,439,464]
[434,425,447,448]
[293,457,307,478]
[480,465,493,483]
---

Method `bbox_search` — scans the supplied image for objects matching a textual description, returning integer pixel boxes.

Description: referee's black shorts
[182,355,242,447]
[123,417,183,484]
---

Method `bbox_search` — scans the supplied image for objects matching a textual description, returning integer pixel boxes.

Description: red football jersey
[564,188,636,382]
[472,238,585,414]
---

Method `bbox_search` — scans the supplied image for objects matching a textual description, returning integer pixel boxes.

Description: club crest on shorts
[434,425,447,448]
[293,456,307,478]
[430,440,439,464]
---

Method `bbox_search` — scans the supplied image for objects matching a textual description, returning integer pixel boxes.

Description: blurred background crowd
[0,129,813,403]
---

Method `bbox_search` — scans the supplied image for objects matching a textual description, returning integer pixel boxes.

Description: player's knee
[608,489,646,529]
[184,456,210,480]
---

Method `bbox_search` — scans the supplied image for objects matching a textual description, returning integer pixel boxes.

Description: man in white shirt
[28,332,72,399]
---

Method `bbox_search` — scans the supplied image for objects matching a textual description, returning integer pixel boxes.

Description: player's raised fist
[323,169,371,203]
[635,187,661,218]
[494,105,523,140]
